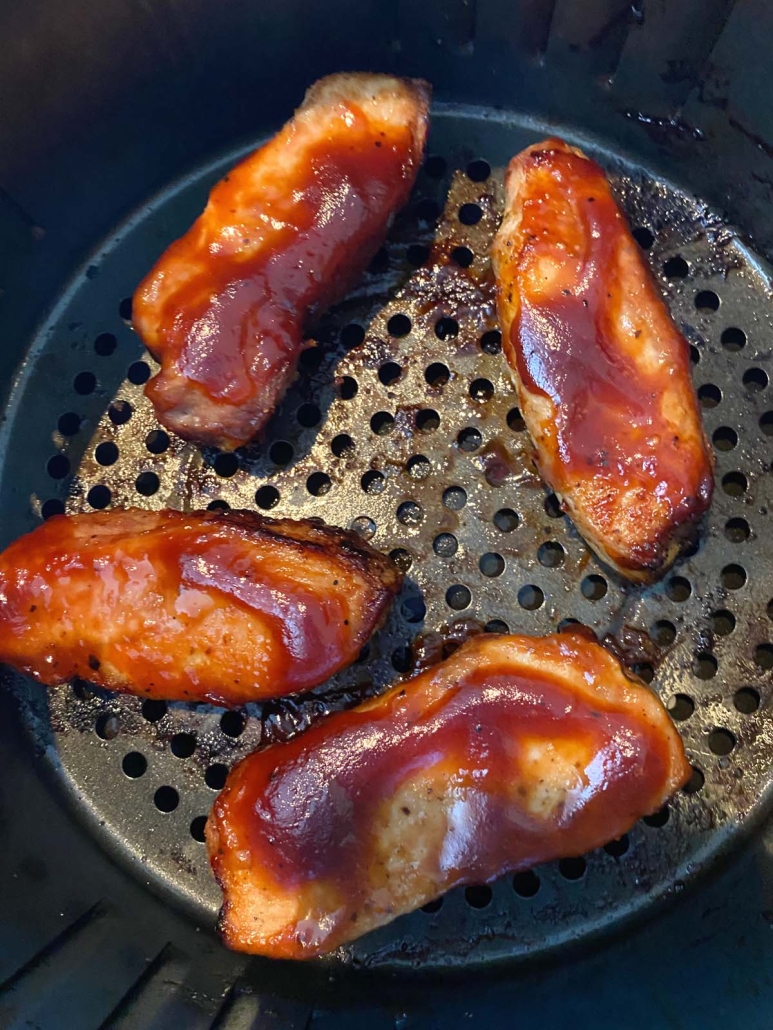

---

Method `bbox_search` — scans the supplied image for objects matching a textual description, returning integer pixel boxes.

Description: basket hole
[205,763,229,790]
[457,427,482,452]
[415,199,441,223]
[695,290,719,312]
[341,324,365,349]
[724,518,750,542]
[361,470,385,494]
[425,362,450,387]
[722,471,747,496]
[255,485,280,510]
[693,652,718,680]
[122,752,147,778]
[108,400,132,425]
[351,516,376,540]
[94,332,117,356]
[668,694,694,720]
[760,410,773,436]
[452,246,474,268]
[368,247,389,274]
[734,687,760,714]
[708,729,735,755]
[383,551,410,579]
[423,155,446,178]
[632,226,654,249]
[330,434,355,459]
[299,347,324,373]
[721,327,746,352]
[544,494,562,518]
[435,316,459,341]
[506,407,526,432]
[755,644,773,671]
[690,344,700,366]
[406,454,431,479]
[401,595,425,623]
[744,367,769,392]
[464,885,492,908]
[581,574,607,601]
[378,362,402,386]
[135,471,160,496]
[459,203,482,225]
[416,408,440,432]
[643,806,670,828]
[307,472,332,496]
[170,732,196,758]
[603,835,629,858]
[391,646,413,673]
[422,897,444,914]
[479,552,505,577]
[213,452,239,478]
[469,378,494,402]
[371,411,395,435]
[95,712,119,740]
[146,429,170,455]
[480,330,501,355]
[190,816,208,843]
[58,412,81,436]
[297,403,321,428]
[141,699,167,722]
[87,485,111,510]
[154,786,179,813]
[663,256,688,278]
[466,158,491,182]
[207,500,230,512]
[666,576,692,601]
[632,662,655,684]
[407,244,430,267]
[485,619,510,634]
[220,711,246,738]
[74,371,97,395]
[518,584,544,610]
[269,441,294,466]
[558,857,586,880]
[397,500,423,526]
[47,454,70,479]
[513,870,540,897]
[94,441,118,467]
[446,584,472,610]
[698,383,721,408]
[443,486,467,510]
[712,426,737,451]
[710,609,736,636]
[387,313,412,338]
[127,361,150,385]
[721,563,747,589]
[683,766,705,794]
[119,296,133,321]
[494,507,519,532]
[42,499,66,519]
[538,541,565,567]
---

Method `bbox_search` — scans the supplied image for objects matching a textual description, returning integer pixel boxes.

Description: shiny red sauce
[505,144,713,566]
[215,635,682,952]
[140,104,418,423]
[0,509,398,704]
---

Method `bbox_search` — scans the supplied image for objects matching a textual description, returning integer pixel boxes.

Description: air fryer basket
[2,0,773,1027]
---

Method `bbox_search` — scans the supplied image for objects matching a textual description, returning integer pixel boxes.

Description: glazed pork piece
[207,632,690,958]
[133,73,430,449]
[491,137,713,581]
[0,508,401,705]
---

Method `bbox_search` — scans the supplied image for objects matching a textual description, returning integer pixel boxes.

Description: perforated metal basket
[2,1,773,1027]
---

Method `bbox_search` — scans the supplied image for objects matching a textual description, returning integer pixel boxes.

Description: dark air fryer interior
[2,1,773,1027]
